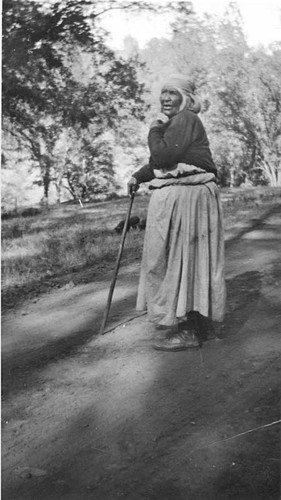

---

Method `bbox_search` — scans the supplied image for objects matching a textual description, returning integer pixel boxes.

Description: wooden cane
[99,192,135,334]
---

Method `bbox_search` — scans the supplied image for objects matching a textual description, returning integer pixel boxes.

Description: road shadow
[1,285,140,400]
[225,204,281,248]
[208,387,280,500]
[220,270,262,339]
[1,267,263,411]
[3,346,280,500]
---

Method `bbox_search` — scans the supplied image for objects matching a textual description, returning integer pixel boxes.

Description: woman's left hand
[150,114,169,129]
[149,119,163,129]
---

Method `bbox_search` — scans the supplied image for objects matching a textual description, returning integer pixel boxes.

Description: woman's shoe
[153,331,199,351]
[197,315,218,342]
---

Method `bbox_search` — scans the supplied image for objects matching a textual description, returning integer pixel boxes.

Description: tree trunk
[54,172,64,203]
[65,173,77,200]
[277,166,281,187]
[43,166,51,202]
[230,166,235,188]
[261,161,279,187]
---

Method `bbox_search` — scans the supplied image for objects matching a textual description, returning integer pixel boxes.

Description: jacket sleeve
[148,112,198,169]
[132,163,155,184]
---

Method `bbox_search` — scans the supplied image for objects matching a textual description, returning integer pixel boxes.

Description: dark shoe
[204,332,218,342]
[197,315,218,342]
[153,332,199,351]
[180,313,202,347]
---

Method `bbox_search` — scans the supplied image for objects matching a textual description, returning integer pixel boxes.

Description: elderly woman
[128,74,226,351]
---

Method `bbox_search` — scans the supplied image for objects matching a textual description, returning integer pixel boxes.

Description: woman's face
[160,87,183,118]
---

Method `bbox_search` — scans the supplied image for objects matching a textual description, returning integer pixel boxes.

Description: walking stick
[99,192,135,335]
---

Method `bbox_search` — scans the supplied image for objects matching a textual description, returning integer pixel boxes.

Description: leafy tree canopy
[2,0,151,201]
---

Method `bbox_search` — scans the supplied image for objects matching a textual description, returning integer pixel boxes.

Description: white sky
[101,0,281,49]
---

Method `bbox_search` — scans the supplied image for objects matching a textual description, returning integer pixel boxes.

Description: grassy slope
[2,187,281,310]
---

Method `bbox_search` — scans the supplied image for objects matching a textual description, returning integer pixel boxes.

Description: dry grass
[2,188,281,306]
[1,196,148,291]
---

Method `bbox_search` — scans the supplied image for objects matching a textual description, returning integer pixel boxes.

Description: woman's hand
[127,177,139,197]
[150,113,169,129]
[149,120,163,128]
[149,119,164,129]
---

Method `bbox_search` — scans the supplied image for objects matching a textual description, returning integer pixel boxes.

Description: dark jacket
[133,109,217,184]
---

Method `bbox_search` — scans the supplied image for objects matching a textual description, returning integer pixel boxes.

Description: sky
[101,0,281,49]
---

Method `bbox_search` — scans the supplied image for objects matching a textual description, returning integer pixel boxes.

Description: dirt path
[2,206,281,500]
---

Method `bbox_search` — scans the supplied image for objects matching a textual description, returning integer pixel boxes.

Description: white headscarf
[161,74,201,113]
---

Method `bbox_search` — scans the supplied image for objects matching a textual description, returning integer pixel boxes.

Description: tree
[198,4,281,186]
[213,44,281,186]
[53,126,118,203]
[2,0,149,203]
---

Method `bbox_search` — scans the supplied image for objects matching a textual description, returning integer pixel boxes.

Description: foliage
[2,0,148,202]
[211,37,281,186]
[2,0,281,207]
[59,128,118,201]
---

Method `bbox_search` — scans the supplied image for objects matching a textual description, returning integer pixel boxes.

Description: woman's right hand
[127,177,139,196]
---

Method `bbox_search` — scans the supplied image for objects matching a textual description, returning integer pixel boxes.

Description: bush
[21,207,41,218]
[1,210,18,221]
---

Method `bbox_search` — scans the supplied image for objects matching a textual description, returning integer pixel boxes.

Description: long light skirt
[136,182,226,325]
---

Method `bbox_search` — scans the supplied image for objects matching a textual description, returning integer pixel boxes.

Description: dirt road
[2,205,281,500]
